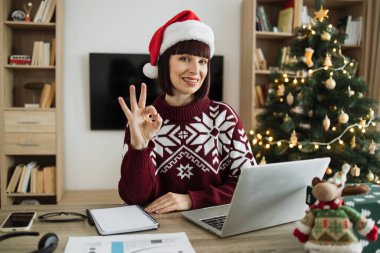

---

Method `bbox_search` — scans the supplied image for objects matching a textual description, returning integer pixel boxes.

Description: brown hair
[157,40,211,100]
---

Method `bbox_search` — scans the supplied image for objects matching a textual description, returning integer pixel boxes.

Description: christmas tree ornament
[277,84,285,96]
[259,156,267,165]
[326,167,332,175]
[369,140,377,155]
[324,76,336,89]
[346,86,355,97]
[351,136,356,148]
[358,93,363,98]
[323,115,331,131]
[366,170,375,182]
[314,6,329,22]
[290,130,298,146]
[369,108,375,118]
[286,92,294,105]
[291,106,304,114]
[350,164,360,177]
[323,54,333,67]
[338,111,349,124]
[321,31,331,41]
[303,48,314,67]
[329,105,337,111]
[284,114,291,122]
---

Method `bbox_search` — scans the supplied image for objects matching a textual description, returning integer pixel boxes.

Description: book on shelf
[88,205,159,235]
[40,82,55,108]
[6,164,24,193]
[278,7,294,33]
[255,84,270,108]
[277,46,291,69]
[33,0,46,22]
[255,85,265,107]
[43,166,56,194]
[50,38,56,65]
[301,5,311,25]
[31,41,52,66]
[7,162,55,194]
[282,0,300,30]
[337,16,362,46]
[41,0,56,23]
[255,48,267,70]
[256,5,272,31]
[20,161,37,193]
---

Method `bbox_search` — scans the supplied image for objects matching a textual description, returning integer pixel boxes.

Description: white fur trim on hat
[358,218,375,236]
[160,20,215,57]
[143,62,158,79]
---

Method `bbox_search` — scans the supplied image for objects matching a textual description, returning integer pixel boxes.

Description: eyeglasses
[38,212,87,222]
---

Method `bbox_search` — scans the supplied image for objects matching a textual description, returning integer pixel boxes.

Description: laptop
[182,157,330,237]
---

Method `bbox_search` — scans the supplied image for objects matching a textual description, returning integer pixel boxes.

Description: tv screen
[89,53,223,130]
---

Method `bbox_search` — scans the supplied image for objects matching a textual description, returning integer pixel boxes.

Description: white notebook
[89,205,159,235]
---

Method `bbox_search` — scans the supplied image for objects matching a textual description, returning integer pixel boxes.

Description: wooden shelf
[1,0,64,207]
[4,21,55,30]
[256,31,294,39]
[4,107,56,111]
[256,70,271,75]
[7,193,56,197]
[5,64,55,70]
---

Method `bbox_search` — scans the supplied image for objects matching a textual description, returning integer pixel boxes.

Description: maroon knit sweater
[118,95,256,209]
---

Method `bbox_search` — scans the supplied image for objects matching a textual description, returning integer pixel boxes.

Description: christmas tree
[251,0,380,184]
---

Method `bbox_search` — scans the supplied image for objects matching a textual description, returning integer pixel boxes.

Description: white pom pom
[143,63,158,79]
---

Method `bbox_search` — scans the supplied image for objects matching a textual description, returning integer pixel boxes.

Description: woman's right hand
[118,83,163,150]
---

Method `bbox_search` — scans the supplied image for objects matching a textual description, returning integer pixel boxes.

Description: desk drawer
[4,134,56,155]
[5,111,55,133]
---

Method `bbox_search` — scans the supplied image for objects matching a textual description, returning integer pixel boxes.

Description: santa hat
[328,163,350,186]
[143,10,215,79]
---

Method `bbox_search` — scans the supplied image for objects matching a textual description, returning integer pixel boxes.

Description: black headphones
[0,231,58,253]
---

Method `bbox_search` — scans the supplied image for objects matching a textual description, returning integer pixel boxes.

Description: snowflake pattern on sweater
[119,95,256,209]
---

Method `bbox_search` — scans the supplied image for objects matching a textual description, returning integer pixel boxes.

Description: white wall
[64,0,243,190]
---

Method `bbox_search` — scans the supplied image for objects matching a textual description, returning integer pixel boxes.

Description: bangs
[170,40,210,58]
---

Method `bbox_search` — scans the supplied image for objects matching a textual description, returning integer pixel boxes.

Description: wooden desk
[0,205,304,253]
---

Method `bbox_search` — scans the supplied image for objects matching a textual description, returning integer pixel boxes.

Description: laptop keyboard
[201,215,226,231]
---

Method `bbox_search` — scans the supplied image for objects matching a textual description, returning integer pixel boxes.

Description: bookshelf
[240,0,368,131]
[0,0,64,206]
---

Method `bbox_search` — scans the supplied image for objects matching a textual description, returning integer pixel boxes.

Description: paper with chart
[64,232,195,253]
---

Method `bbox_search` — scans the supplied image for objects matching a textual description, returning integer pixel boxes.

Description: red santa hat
[143,10,215,79]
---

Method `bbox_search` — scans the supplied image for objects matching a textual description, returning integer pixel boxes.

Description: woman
[118,10,255,214]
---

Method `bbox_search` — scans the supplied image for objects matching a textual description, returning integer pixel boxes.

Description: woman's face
[169,54,208,98]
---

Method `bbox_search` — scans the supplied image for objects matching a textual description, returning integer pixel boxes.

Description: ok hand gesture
[118,83,162,150]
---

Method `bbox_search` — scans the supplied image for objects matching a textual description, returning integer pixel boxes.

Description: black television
[89,53,224,130]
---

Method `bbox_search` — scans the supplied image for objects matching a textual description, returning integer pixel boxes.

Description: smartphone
[0,212,36,232]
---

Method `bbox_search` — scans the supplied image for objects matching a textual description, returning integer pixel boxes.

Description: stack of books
[6,161,56,194]
[33,0,56,23]
[337,16,362,46]
[31,38,56,66]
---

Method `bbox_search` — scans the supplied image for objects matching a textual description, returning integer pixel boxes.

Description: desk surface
[0,204,304,253]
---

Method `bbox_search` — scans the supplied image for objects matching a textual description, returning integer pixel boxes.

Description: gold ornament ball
[366,171,375,182]
[326,167,333,175]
